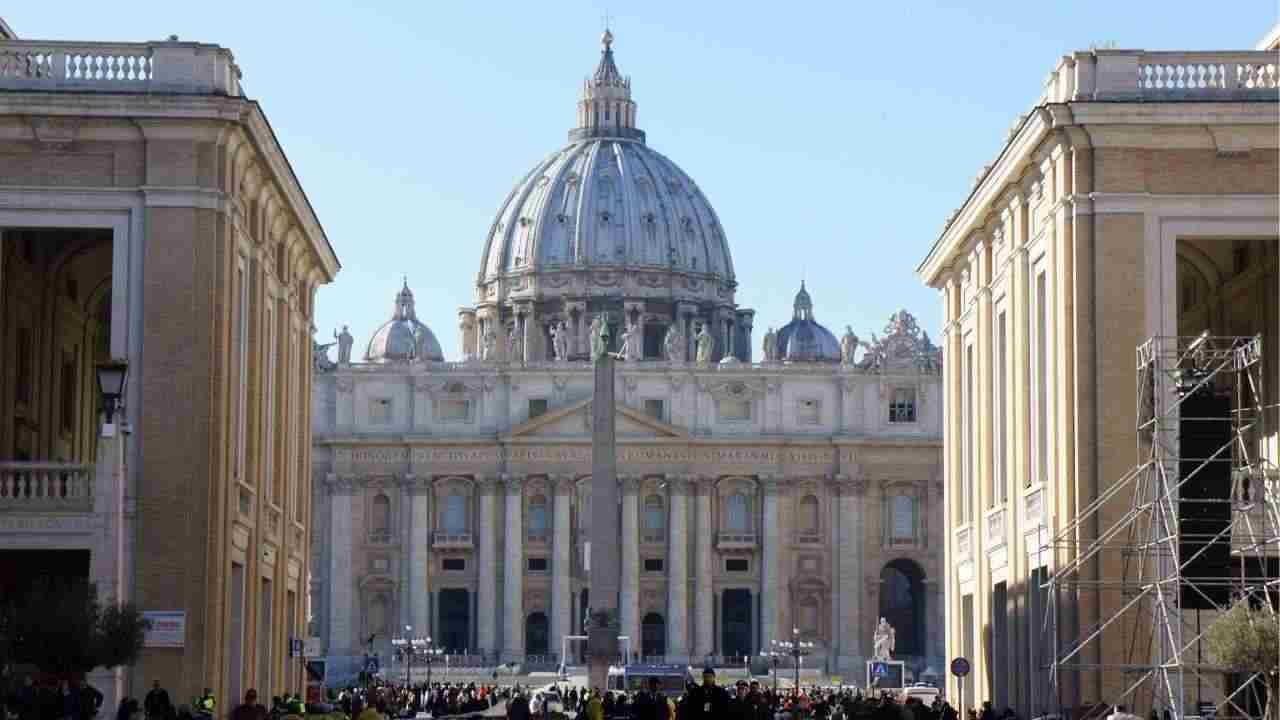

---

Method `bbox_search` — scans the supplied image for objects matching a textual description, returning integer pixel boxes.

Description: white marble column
[620,475,640,660]
[328,476,357,654]
[693,476,714,660]
[666,475,690,662]
[551,475,573,659]
[836,476,865,670]
[407,476,432,634]
[503,475,525,661]
[760,476,780,650]
[477,477,499,658]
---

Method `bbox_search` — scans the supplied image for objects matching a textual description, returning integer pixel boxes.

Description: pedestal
[586,624,620,692]
[865,660,905,691]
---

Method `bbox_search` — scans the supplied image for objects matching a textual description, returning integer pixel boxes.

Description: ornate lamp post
[392,625,431,688]
[760,649,782,693]
[420,637,444,689]
[768,627,813,693]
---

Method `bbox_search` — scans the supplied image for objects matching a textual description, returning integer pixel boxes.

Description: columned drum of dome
[466,31,749,364]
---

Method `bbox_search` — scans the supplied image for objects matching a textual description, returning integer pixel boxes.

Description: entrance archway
[526,612,549,656]
[879,559,925,657]
[641,612,666,658]
[721,589,752,657]
[438,588,470,653]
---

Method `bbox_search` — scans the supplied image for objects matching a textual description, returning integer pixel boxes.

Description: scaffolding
[1045,334,1280,718]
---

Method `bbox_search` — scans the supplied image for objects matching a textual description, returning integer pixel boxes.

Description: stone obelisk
[587,352,621,690]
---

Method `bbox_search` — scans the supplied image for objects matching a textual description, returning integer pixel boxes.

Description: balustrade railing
[0,39,240,95]
[432,531,473,548]
[955,526,972,560]
[716,532,758,548]
[1042,50,1278,103]
[0,463,94,511]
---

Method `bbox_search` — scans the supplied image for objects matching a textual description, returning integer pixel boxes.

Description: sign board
[142,611,186,648]
[1197,702,1216,718]
[950,657,971,677]
[829,676,843,687]
[866,661,904,689]
[304,637,323,658]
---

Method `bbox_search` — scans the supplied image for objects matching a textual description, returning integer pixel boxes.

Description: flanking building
[311,32,945,680]
[0,20,339,708]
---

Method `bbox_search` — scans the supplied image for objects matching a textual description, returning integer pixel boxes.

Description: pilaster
[502,474,525,661]
[693,475,715,659]
[665,474,690,662]
[476,475,500,657]
[550,475,574,654]
[619,474,640,656]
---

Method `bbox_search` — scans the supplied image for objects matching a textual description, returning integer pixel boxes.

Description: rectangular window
[797,398,820,425]
[526,557,549,572]
[228,563,245,705]
[234,257,249,482]
[370,398,393,425]
[60,352,76,434]
[258,578,273,695]
[891,495,915,540]
[264,303,276,501]
[442,557,466,572]
[717,398,751,422]
[725,558,750,573]
[528,398,548,419]
[888,388,916,423]
[995,311,1008,505]
[963,343,975,524]
[643,398,664,420]
[1033,272,1048,488]
[643,558,664,573]
[437,398,471,422]
[15,327,32,405]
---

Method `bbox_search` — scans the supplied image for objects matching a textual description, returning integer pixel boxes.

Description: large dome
[475,31,735,307]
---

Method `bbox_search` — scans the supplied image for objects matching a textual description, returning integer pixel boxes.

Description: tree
[0,578,150,677]
[1206,598,1279,720]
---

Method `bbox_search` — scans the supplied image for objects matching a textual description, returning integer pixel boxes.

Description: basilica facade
[311,32,944,677]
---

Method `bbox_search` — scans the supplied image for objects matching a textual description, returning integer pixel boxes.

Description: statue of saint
[334,325,354,365]
[507,325,523,363]
[840,325,859,366]
[616,322,638,361]
[551,321,569,362]
[762,327,778,363]
[872,617,896,661]
[589,316,610,361]
[663,324,684,362]
[694,323,714,364]
[480,328,497,362]
[313,341,336,372]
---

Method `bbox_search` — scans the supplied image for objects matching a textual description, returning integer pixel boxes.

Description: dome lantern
[572,29,643,143]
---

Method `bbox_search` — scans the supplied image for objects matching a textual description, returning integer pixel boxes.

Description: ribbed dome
[475,31,735,306]
[365,281,444,363]
[776,281,840,362]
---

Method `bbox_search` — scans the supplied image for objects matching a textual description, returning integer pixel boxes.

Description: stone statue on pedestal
[507,325,523,363]
[872,617,896,661]
[590,316,610,361]
[334,325,354,365]
[313,341,336,372]
[694,324,714,364]
[552,321,570,362]
[617,322,638,361]
[840,326,859,366]
[480,328,497,362]
[663,324,684,362]
[762,327,778,363]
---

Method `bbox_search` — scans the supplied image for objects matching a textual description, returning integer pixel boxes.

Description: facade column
[620,474,640,660]
[521,305,538,363]
[693,476,715,660]
[551,475,573,660]
[760,476,781,651]
[677,302,698,363]
[836,475,865,672]
[407,476,432,635]
[666,475,690,662]
[502,475,525,662]
[476,476,499,659]
[327,476,357,655]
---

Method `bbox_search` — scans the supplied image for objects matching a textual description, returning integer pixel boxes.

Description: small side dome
[776,281,840,362]
[365,280,444,363]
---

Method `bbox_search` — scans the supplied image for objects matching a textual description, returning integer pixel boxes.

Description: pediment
[506,398,687,439]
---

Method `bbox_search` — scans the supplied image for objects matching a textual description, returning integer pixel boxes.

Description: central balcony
[431,531,473,550]
[0,462,95,512]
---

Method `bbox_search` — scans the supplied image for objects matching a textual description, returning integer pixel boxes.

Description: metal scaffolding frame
[1044,333,1279,718]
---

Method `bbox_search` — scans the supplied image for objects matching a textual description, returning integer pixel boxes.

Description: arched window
[643,494,665,536]
[443,494,467,534]
[879,559,926,657]
[799,494,820,533]
[371,494,391,539]
[528,494,549,535]
[726,492,750,532]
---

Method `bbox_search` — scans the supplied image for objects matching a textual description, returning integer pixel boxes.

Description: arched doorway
[526,612,549,656]
[641,612,666,658]
[438,588,470,653]
[721,589,752,657]
[879,559,925,657]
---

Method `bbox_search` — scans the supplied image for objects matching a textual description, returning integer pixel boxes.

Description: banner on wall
[142,611,186,648]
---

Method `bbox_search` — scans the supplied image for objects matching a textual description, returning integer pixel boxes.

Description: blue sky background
[7,4,1275,358]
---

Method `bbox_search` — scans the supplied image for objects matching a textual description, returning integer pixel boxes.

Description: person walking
[144,683,171,720]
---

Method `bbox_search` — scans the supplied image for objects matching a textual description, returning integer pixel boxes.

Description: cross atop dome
[572,28,643,143]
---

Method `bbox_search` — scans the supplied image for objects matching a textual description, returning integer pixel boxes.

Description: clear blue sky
[7,4,1275,358]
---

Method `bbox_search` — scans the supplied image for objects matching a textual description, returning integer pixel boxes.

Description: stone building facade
[0,21,338,708]
[917,30,1278,719]
[311,33,945,678]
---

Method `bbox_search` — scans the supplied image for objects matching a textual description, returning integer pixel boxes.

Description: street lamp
[392,625,428,688]
[95,361,128,424]
[760,649,782,693]
[768,627,814,694]
[419,637,444,689]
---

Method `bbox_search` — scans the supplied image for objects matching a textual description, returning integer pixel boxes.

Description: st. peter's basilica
[310,31,944,679]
